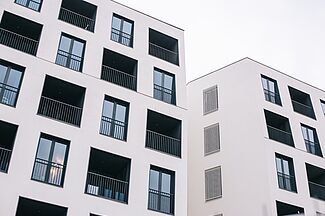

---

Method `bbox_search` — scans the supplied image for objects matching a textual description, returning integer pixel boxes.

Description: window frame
[110,13,134,47]
[275,153,297,193]
[15,0,43,12]
[261,75,282,105]
[204,123,220,156]
[205,166,222,201]
[301,124,323,157]
[153,67,176,105]
[203,85,218,115]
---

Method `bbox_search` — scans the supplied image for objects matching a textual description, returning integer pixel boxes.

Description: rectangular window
[55,33,86,72]
[321,100,325,115]
[203,86,218,115]
[205,166,222,201]
[100,96,129,141]
[301,124,323,157]
[111,14,134,47]
[15,0,42,12]
[261,75,281,105]
[288,86,316,119]
[0,60,24,107]
[153,68,176,105]
[31,133,69,187]
[275,153,297,192]
[204,123,220,155]
[148,166,175,215]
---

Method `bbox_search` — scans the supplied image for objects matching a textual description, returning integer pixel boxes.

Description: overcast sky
[116,0,325,89]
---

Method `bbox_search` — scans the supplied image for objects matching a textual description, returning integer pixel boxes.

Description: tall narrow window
[100,96,129,141]
[261,75,281,105]
[275,154,297,192]
[148,166,175,215]
[56,33,86,72]
[111,14,134,47]
[204,123,220,155]
[321,100,325,115]
[153,68,176,105]
[203,85,218,115]
[32,134,69,187]
[0,60,24,107]
[301,124,323,157]
[205,166,222,201]
[15,0,42,12]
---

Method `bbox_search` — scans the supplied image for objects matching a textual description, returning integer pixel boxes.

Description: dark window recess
[301,124,323,157]
[275,153,297,192]
[149,28,179,65]
[101,49,137,91]
[264,110,294,147]
[85,148,131,204]
[58,0,97,32]
[0,120,18,173]
[321,100,325,116]
[100,96,129,141]
[0,11,42,55]
[148,165,175,215]
[261,75,281,105]
[37,75,85,127]
[306,163,325,201]
[16,197,67,216]
[15,0,43,12]
[146,110,181,158]
[0,59,24,107]
[31,133,69,187]
[153,68,176,105]
[55,33,86,72]
[111,14,134,47]
[289,86,316,119]
[276,201,304,216]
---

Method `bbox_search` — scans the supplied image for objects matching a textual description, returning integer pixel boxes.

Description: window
[205,166,222,201]
[56,33,86,72]
[153,68,176,105]
[301,124,322,157]
[0,120,18,173]
[276,201,304,216]
[15,0,42,12]
[275,154,297,192]
[306,163,325,201]
[31,133,69,187]
[261,75,281,105]
[288,86,316,119]
[204,123,220,155]
[320,100,325,115]
[111,14,134,47]
[148,166,175,215]
[0,60,24,107]
[203,86,218,115]
[100,96,129,141]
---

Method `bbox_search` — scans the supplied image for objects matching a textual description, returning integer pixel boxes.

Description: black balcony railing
[149,43,179,65]
[111,28,133,47]
[277,172,297,192]
[267,125,294,146]
[32,158,65,186]
[59,7,95,32]
[15,0,41,11]
[100,116,127,141]
[304,140,323,157]
[56,49,83,72]
[0,27,38,55]
[146,130,181,157]
[37,96,82,126]
[264,89,281,105]
[101,65,136,91]
[154,84,175,105]
[85,172,129,203]
[291,100,315,119]
[0,83,19,106]
[148,188,174,214]
[309,181,325,201]
[0,147,12,173]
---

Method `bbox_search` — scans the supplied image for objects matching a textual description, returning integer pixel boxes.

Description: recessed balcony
[289,86,316,119]
[306,163,325,201]
[0,120,18,173]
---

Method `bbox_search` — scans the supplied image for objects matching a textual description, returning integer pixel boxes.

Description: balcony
[101,49,137,91]
[16,197,67,216]
[37,76,85,127]
[85,148,131,204]
[0,12,42,55]
[100,116,127,140]
[32,158,66,186]
[149,29,179,65]
[0,120,18,173]
[146,110,181,157]
[289,86,316,119]
[276,201,304,216]
[59,0,97,32]
[148,188,174,214]
[306,163,325,201]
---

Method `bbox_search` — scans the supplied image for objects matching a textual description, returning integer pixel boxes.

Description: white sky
[115,0,325,89]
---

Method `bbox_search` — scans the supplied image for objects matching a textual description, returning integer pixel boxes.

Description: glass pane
[308,129,314,142]
[115,104,126,122]
[0,65,7,83]
[161,173,171,193]
[261,78,268,90]
[72,40,84,57]
[37,138,52,160]
[149,169,159,190]
[302,127,308,139]
[164,74,173,90]
[7,69,22,88]
[52,142,67,165]
[282,160,290,175]
[276,158,282,172]
[112,16,121,30]
[59,36,71,52]
[122,21,132,34]
[268,80,275,93]
[154,70,162,86]
[103,100,114,118]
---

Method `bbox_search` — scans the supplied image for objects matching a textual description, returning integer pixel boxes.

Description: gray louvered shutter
[204,123,220,155]
[203,86,218,114]
[205,166,222,200]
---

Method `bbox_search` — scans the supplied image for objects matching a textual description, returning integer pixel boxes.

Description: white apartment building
[0,0,187,215]
[187,58,325,216]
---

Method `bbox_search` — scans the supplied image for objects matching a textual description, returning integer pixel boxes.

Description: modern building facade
[187,58,325,216]
[0,0,187,215]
